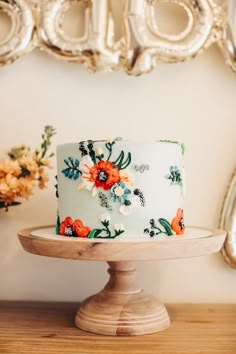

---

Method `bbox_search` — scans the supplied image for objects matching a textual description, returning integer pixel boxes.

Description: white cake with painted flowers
[56,138,185,240]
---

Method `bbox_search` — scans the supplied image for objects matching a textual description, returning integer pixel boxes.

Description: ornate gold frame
[220,169,236,268]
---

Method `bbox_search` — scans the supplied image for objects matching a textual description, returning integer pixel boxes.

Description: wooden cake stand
[17,226,226,336]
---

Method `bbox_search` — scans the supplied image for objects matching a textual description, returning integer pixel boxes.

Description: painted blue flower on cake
[110,182,131,204]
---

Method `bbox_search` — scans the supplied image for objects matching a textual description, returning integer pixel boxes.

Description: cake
[56,138,185,239]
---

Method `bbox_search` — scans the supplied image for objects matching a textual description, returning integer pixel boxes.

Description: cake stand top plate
[17,226,226,261]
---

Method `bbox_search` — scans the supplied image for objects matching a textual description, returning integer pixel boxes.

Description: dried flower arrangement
[0,125,56,210]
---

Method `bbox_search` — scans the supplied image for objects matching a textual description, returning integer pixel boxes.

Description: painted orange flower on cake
[84,160,120,191]
[58,214,125,239]
[171,208,185,235]
[73,219,91,237]
[59,217,90,237]
[59,217,74,236]
[61,140,143,219]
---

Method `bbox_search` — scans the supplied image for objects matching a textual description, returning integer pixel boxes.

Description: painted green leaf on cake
[144,209,185,237]
[158,218,173,236]
[61,157,82,180]
[87,229,103,239]
[165,166,182,186]
[112,150,124,166]
[55,214,60,235]
[112,150,132,170]
[165,166,184,196]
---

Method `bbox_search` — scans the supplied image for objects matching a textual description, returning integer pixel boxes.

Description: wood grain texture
[0,302,236,354]
[17,226,226,261]
[75,262,170,335]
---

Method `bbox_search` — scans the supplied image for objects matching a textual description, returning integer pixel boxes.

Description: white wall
[0,32,236,302]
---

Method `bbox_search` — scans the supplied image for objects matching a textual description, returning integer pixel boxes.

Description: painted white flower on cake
[119,195,141,216]
[78,155,97,196]
[95,147,103,156]
[100,213,110,223]
[114,224,124,232]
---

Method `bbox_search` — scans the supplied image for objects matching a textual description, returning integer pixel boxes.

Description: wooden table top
[0,302,235,354]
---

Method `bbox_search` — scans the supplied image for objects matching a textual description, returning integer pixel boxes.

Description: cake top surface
[57,138,185,154]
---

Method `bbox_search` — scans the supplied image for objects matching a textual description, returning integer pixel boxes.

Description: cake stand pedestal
[17,226,226,336]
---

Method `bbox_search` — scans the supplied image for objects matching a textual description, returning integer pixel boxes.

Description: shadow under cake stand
[18,226,226,336]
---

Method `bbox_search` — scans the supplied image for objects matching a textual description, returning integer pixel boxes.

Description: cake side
[56,139,185,239]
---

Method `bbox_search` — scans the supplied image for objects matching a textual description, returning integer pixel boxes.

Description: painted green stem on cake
[112,151,132,170]
[101,220,111,237]
[152,226,163,234]
[119,153,132,170]
[93,230,124,239]
[87,140,97,164]
[103,141,132,170]
[105,142,115,162]
[96,154,104,161]
[87,218,125,239]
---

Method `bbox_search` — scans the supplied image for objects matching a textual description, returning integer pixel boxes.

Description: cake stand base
[75,261,170,336]
[18,226,227,336]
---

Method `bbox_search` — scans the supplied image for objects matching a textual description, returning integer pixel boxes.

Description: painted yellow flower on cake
[119,170,133,188]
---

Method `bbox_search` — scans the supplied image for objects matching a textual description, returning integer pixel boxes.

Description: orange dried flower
[0,126,55,210]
